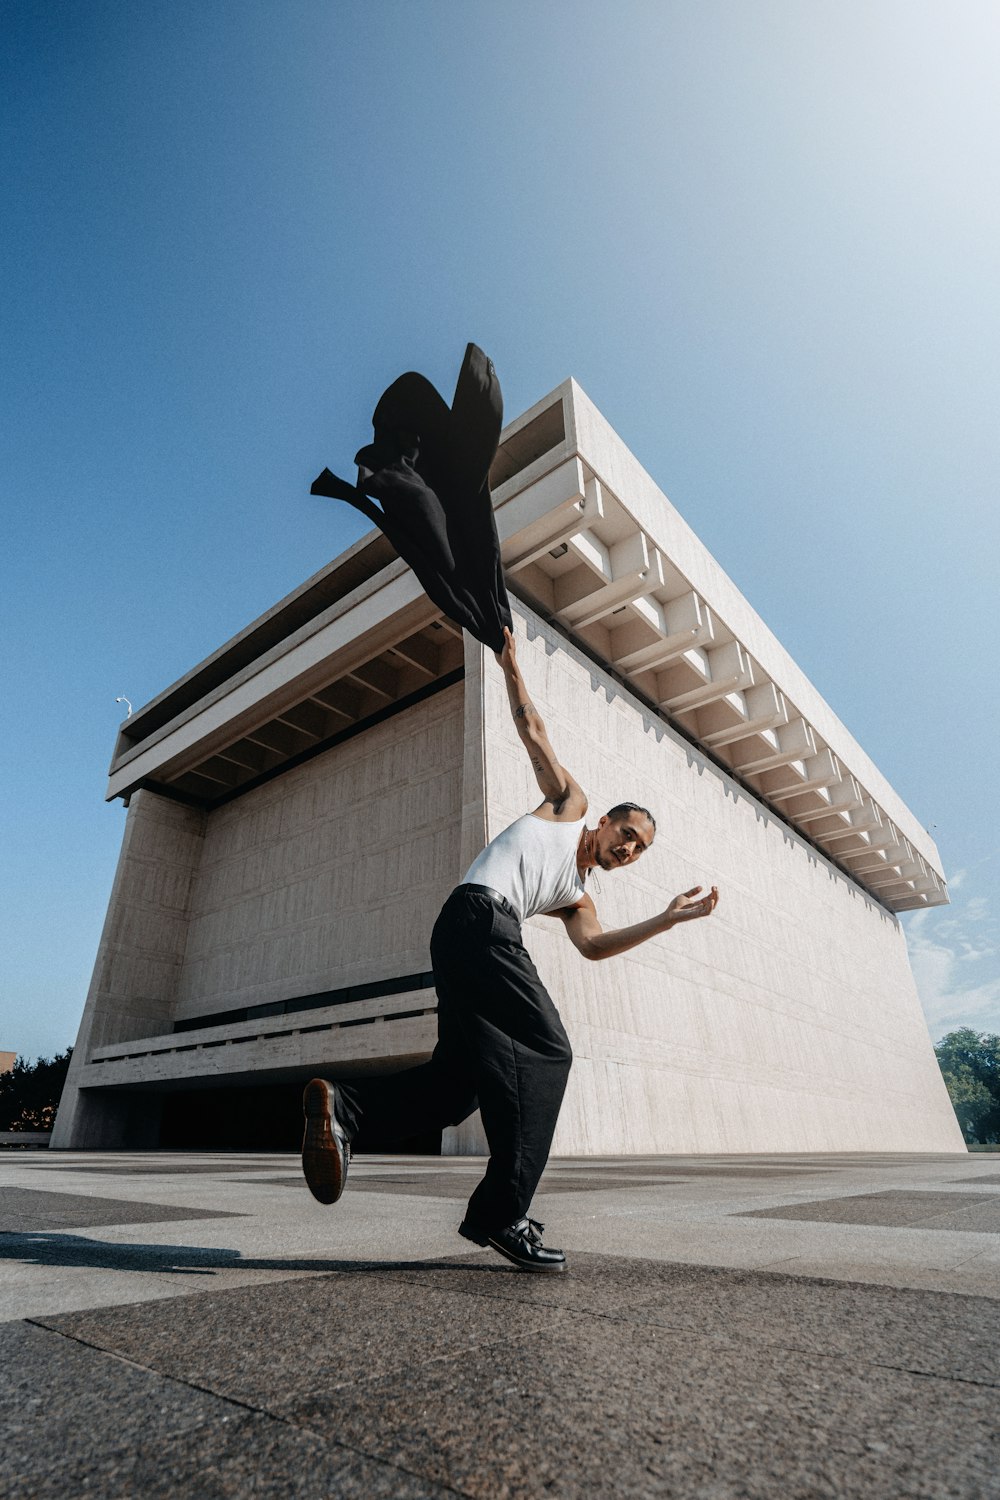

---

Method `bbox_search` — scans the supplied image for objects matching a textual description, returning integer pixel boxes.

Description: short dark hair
[605,801,656,832]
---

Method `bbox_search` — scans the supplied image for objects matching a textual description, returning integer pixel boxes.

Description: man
[302,626,719,1273]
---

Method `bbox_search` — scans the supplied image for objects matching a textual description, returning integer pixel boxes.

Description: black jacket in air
[311,343,513,652]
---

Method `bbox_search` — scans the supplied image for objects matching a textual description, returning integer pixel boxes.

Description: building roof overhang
[106,379,946,914]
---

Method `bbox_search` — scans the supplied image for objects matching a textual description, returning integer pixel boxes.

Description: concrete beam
[659,641,755,713]
[812,798,883,844]
[501,459,595,573]
[787,775,864,825]
[730,718,817,776]
[106,570,433,800]
[610,592,717,676]
[560,531,665,629]
[698,681,789,749]
[760,748,839,802]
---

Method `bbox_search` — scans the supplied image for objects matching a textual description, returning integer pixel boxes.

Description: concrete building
[53,380,963,1153]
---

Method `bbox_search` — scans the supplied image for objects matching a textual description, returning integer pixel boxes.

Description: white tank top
[463,812,586,923]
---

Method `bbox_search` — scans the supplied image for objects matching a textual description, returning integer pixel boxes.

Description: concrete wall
[475,603,963,1155]
[52,791,206,1148]
[55,684,465,1147]
[174,682,463,1023]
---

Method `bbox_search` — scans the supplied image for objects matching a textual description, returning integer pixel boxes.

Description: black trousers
[336,886,573,1232]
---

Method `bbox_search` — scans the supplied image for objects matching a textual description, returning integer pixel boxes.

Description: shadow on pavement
[0,1231,479,1278]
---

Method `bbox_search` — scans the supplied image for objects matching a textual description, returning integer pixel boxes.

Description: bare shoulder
[531,770,588,823]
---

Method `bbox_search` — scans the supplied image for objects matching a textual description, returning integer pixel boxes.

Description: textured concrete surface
[54,683,466,1148]
[476,606,962,1157]
[2,1148,998,1498]
[1,1320,453,1499]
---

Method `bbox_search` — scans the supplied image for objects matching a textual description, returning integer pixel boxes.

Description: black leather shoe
[486,1217,567,1273]
[301,1078,350,1204]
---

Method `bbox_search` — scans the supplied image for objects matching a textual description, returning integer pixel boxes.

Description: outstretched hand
[665,885,720,925]
[494,625,517,671]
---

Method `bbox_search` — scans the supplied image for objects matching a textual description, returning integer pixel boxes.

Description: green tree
[0,1049,73,1132]
[935,1030,1000,1144]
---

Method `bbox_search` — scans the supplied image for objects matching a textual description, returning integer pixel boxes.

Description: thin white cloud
[904,885,1000,1038]
[959,942,997,963]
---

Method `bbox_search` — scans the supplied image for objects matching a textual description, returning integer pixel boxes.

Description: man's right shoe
[464,1216,567,1273]
[301,1078,350,1205]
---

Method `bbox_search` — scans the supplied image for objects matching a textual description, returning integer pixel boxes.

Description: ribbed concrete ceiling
[167,618,465,803]
[115,615,463,807]
[491,387,946,914]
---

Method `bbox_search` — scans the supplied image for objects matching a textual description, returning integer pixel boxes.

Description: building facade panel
[54,685,465,1147]
[480,604,962,1154]
[171,682,463,1023]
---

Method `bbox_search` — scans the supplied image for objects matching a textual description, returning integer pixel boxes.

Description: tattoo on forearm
[514,702,535,720]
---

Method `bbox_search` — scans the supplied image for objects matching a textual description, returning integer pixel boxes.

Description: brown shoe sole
[301,1078,348,1205]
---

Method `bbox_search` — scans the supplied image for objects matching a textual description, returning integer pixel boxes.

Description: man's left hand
[665,885,719,924]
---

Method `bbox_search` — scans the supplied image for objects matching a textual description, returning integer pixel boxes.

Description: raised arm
[495,627,587,819]
[556,884,720,961]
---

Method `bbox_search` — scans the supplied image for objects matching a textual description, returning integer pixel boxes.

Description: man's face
[593,812,655,871]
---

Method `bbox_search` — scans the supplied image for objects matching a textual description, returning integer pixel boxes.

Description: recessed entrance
[158,1081,442,1154]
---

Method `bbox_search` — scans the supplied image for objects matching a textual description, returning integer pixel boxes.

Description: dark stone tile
[32,1161,267,1176]
[0,1323,448,1499]
[0,1187,244,1233]
[250,1164,838,1201]
[13,1411,451,1499]
[378,1249,734,1318]
[547,1161,844,1182]
[293,1313,998,1499]
[541,1165,843,1185]
[380,1253,1000,1385]
[312,1172,476,1198]
[0,1321,231,1490]
[236,1171,485,1193]
[926,1202,1000,1232]
[569,1164,838,1179]
[808,1155,969,1162]
[617,1264,1000,1386]
[27,1254,1000,1498]
[738,1190,999,1231]
[2,1318,212,1425]
[234,1175,318,1187]
[39,1272,554,1410]
[239,1170,692,1195]
[343,1171,679,1198]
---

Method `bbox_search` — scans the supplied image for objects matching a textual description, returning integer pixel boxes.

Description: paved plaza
[1,1148,998,1497]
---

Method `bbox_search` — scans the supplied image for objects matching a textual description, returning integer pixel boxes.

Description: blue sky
[3,0,998,1060]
